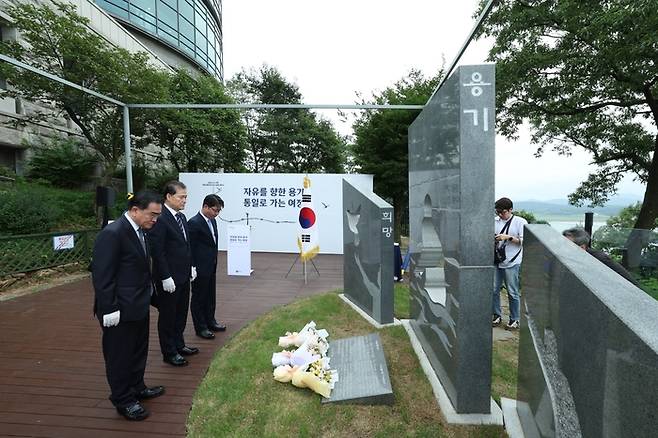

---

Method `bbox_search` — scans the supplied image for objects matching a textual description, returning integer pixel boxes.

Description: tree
[0,1,169,182]
[146,70,247,173]
[477,0,658,231]
[26,137,97,188]
[514,209,549,225]
[351,69,441,241]
[228,65,346,173]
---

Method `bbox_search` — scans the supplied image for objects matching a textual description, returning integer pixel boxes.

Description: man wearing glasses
[492,197,527,330]
[188,194,227,339]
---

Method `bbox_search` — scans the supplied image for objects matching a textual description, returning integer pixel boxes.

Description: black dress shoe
[137,385,165,400]
[163,354,188,367]
[209,322,227,332]
[116,402,149,421]
[196,329,215,339]
[178,345,199,356]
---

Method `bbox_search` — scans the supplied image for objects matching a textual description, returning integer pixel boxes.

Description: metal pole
[128,103,424,110]
[0,54,125,106]
[584,212,594,243]
[426,0,498,105]
[123,106,134,194]
[303,260,307,285]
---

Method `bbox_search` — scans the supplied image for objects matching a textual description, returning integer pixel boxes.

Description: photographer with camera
[492,197,527,330]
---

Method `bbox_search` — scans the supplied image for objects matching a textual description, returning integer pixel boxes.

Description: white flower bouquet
[272,321,338,398]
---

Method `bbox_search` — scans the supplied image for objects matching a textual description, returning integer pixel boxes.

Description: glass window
[97,0,129,19]
[131,15,156,33]
[158,20,177,37]
[196,30,206,53]
[157,27,177,46]
[157,1,177,29]
[159,0,176,9]
[180,0,194,21]
[179,17,194,41]
[131,0,155,15]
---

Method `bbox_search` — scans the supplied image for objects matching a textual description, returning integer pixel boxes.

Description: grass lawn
[187,290,509,437]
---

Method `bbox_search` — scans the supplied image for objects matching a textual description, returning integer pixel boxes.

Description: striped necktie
[175,212,187,240]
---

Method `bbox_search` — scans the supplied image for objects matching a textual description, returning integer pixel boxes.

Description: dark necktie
[175,212,187,240]
[208,219,216,243]
[138,228,147,256]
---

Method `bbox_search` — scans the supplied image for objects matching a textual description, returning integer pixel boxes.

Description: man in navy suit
[149,181,198,367]
[92,190,164,421]
[188,194,227,339]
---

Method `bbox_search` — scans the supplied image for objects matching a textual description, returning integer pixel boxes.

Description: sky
[222,0,647,203]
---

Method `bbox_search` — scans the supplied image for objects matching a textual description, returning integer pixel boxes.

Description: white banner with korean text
[180,173,373,254]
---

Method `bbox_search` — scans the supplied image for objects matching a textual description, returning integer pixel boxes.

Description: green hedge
[0,181,96,236]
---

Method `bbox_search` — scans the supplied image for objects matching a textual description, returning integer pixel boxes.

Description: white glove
[191,266,197,282]
[103,310,120,327]
[162,277,176,293]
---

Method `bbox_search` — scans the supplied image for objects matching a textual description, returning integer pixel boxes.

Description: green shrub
[0,181,96,235]
[26,137,98,188]
[0,185,57,235]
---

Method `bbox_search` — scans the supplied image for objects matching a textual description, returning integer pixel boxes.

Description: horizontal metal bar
[127,103,425,110]
[426,0,498,105]
[0,53,125,107]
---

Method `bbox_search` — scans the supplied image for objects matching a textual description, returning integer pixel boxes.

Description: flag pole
[303,260,307,285]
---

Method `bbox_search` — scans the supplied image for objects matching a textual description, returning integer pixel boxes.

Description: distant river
[548,221,606,234]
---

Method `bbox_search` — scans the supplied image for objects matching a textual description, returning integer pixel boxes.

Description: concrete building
[0,0,223,174]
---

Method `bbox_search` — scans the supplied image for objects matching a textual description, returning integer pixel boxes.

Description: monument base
[402,320,503,425]
[322,333,394,405]
[501,397,526,438]
[338,294,402,329]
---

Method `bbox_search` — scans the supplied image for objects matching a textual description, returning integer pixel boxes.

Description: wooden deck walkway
[0,253,343,437]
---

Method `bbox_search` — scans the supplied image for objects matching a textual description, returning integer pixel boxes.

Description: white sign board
[227,224,251,276]
[53,234,75,250]
[180,173,373,254]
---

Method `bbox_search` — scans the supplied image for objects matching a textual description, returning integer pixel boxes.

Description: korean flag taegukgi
[297,175,319,261]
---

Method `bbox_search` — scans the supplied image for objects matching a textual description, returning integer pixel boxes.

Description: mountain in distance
[516,193,644,219]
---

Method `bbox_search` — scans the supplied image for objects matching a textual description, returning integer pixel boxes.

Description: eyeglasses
[495,209,507,215]
[210,207,222,214]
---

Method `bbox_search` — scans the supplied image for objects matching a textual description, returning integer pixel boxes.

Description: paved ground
[0,252,342,437]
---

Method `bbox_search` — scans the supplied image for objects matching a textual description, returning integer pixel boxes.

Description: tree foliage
[228,65,345,173]
[606,202,658,229]
[146,70,247,173]
[478,0,658,230]
[351,69,441,240]
[514,209,549,225]
[0,1,169,182]
[26,137,97,188]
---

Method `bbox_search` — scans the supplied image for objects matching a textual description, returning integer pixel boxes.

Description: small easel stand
[285,254,320,285]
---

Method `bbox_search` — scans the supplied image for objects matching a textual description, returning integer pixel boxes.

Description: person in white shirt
[492,197,528,330]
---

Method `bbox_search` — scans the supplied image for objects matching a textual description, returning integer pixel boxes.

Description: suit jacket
[91,215,152,322]
[188,212,218,277]
[148,207,192,286]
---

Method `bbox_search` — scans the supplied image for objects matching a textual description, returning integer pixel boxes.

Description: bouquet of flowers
[272,321,338,398]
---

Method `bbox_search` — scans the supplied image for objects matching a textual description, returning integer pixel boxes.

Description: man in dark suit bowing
[92,190,165,421]
[149,181,198,367]
[188,194,227,339]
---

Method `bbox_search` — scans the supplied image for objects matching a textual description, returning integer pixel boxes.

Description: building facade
[0,0,223,173]
[94,0,223,80]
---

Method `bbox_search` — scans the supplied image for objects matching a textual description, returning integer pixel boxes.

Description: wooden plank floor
[0,252,343,437]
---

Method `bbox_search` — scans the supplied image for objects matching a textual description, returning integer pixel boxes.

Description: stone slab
[402,320,503,425]
[519,225,658,437]
[338,294,402,328]
[322,333,394,405]
[343,179,395,324]
[501,397,526,438]
[408,64,496,414]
